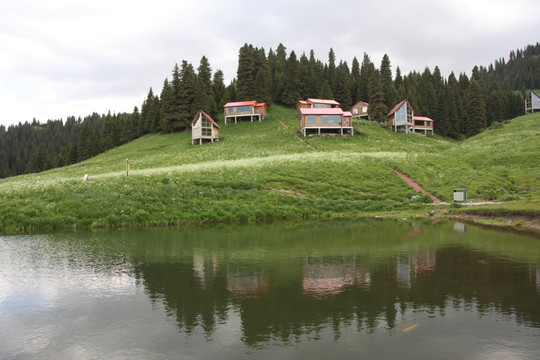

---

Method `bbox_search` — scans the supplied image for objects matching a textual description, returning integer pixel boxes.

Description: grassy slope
[1,106,538,231]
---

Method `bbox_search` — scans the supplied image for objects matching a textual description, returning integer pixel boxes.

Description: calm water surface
[0,219,539,359]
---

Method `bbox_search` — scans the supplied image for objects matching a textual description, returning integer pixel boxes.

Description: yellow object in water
[74,316,89,324]
[402,323,420,333]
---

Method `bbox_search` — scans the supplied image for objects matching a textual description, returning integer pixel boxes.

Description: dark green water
[1,219,539,359]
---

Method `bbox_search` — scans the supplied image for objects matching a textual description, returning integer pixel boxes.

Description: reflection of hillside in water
[121,221,540,346]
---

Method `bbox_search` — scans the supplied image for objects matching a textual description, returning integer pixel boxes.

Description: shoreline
[2,207,538,238]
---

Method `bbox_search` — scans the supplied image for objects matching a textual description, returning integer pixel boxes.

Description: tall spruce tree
[334,61,352,109]
[350,57,360,103]
[160,79,177,133]
[283,51,301,105]
[327,48,337,95]
[358,52,375,102]
[368,70,387,123]
[178,61,196,130]
[319,79,333,99]
[466,78,488,137]
[380,54,397,109]
[212,70,226,107]
[237,44,255,100]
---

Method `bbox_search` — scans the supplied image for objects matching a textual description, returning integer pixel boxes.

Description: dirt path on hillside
[389,167,442,203]
[278,120,318,151]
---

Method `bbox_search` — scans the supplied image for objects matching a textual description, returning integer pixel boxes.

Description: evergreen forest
[1,43,539,179]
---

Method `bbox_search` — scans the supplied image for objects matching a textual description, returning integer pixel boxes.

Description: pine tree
[486,82,506,125]
[466,78,488,137]
[334,61,352,109]
[191,77,209,115]
[368,70,387,123]
[237,44,255,100]
[358,53,375,102]
[350,57,360,103]
[271,44,288,102]
[319,79,333,99]
[25,145,47,174]
[380,54,397,109]
[160,79,176,133]
[327,48,336,95]
[178,61,196,130]
[101,111,120,150]
[197,56,213,99]
[77,122,97,162]
[282,50,301,105]
[254,65,272,105]
[212,70,226,107]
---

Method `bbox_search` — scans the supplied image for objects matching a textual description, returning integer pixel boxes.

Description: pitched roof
[387,99,411,117]
[343,111,353,117]
[191,110,220,128]
[307,98,340,105]
[255,102,266,107]
[223,100,257,107]
[352,101,369,107]
[413,116,433,122]
[299,108,344,115]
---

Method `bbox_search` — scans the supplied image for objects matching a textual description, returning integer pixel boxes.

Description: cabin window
[395,104,412,124]
[308,115,316,124]
[322,115,340,124]
[201,117,212,136]
[362,106,367,112]
[227,107,234,114]
[236,105,251,113]
[314,103,328,108]
[353,108,358,114]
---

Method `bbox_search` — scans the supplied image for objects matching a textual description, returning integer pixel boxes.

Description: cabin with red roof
[525,90,540,114]
[351,101,369,118]
[306,98,341,108]
[223,101,267,124]
[296,98,341,113]
[299,107,353,136]
[191,110,219,145]
[413,116,434,136]
[387,100,414,134]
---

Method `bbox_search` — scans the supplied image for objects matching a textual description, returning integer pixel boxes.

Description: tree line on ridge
[0,43,538,178]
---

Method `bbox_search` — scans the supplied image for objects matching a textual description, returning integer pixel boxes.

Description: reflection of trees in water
[131,247,540,346]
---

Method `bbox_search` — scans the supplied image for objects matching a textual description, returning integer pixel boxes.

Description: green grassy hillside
[1,106,539,231]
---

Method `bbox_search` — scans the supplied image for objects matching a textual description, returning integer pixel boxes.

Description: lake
[1,219,539,359]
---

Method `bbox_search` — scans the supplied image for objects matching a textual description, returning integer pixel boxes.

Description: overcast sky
[1,0,538,127]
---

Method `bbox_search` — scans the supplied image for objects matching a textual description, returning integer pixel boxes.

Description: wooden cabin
[296,100,310,112]
[387,100,414,134]
[525,90,540,114]
[191,110,219,145]
[254,102,267,118]
[297,98,341,120]
[306,98,340,108]
[350,101,369,118]
[412,116,434,136]
[298,107,353,136]
[223,101,267,124]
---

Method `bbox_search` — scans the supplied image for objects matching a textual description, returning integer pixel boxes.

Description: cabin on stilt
[412,116,434,136]
[386,100,414,134]
[525,90,540,114]
[191,110,220,145]
[350,101,369,119]
[298,107,353,136]
[223,101,267,124]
